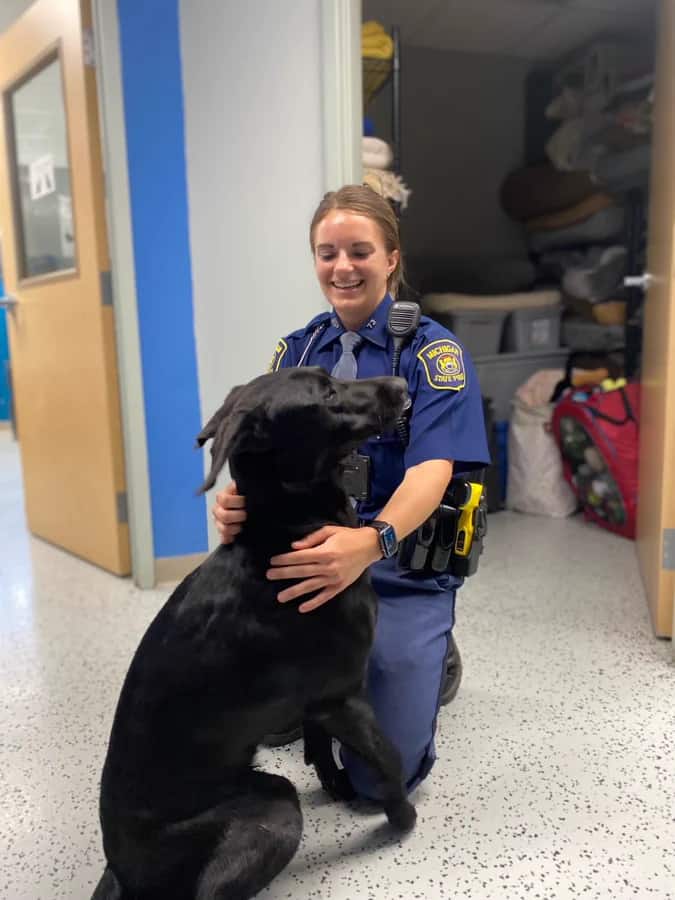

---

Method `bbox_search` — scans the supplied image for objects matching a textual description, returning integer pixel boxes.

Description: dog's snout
[334,375,409,442]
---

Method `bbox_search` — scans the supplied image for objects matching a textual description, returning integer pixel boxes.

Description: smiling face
[312,210,399,331]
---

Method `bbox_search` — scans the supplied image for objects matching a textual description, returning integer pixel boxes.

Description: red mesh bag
[551,382,640,539]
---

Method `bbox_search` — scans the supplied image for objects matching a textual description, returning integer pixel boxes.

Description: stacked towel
[362,136,393,170]
[362,21,393,60]
[362,136,411,210]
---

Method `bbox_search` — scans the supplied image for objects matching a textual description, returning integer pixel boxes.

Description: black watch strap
[365,520,398,559]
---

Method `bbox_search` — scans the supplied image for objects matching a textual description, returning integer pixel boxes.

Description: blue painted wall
[117,0,207,557]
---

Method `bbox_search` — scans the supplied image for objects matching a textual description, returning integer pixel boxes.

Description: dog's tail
[91,865,127,900]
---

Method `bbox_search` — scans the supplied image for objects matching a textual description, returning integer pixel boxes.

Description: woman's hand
[267,525,381,613]
[212,481,247,544]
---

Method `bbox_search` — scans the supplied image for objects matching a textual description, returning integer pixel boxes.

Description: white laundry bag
[506,370,577,517]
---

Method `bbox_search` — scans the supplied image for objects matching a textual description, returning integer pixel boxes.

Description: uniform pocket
[431,572,464,593]
[371,557,463,598]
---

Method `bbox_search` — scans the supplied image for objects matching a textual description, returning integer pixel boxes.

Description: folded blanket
[594,144,651,192]
[362,20,385,37]
[546,95,652,173]
[564,296,627,325]
[546,114,610,171]
[524,193,615,232]
[423,289,561,314]
[363,168,411,209]
[362,136,393,170]
[562,245,627,302]
[561,317,625,351]
[362,20,393,60]
[546,87,584,121]
[528,205,625,253]
[501,164,597,221]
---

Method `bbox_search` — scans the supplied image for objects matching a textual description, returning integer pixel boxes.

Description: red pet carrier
[551,382,640,539]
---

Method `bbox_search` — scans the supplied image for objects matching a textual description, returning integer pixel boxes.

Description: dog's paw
[384,798,417,833]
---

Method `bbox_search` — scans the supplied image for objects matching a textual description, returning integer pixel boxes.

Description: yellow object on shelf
[601,377,628,392]
[362,20,393,109]
[593,300,627,325]
[571,368,609,388]
[362,20,393,59]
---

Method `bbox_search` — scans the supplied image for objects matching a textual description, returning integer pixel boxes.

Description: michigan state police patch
[267,338,288,373]
[417,339,466,390]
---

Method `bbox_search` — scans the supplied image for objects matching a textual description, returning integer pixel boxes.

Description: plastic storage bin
[503,302,562,352]
[561,316,625,351]
[423,289,561,358]
[422,294,509,356]
[436,307,508,356]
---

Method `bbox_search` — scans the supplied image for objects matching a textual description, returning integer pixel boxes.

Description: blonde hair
[309,184,403,297]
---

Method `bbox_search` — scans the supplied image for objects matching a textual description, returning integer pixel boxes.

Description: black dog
[92,367,416,900]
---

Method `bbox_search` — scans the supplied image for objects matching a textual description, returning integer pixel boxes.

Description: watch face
[381,524,398,558]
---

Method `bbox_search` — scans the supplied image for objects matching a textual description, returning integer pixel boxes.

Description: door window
[5,54,76,279]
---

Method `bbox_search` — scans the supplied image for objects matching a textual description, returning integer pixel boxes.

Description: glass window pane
[8,57,75,279]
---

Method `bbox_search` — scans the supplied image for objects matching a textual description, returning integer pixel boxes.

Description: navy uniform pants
[341,559,462,800]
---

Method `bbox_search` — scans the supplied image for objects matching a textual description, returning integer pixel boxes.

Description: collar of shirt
[313,293,393,354]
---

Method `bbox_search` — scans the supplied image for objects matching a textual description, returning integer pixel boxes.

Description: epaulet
[281,311,331,342]
[268,311,331,372]
[299,310,332,336]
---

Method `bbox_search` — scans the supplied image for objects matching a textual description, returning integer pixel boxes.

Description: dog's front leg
[306,697,416,832]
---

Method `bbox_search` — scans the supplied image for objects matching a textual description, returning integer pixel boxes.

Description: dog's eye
[326,386,337,400]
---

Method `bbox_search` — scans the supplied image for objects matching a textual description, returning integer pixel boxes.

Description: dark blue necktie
[331,332,363,380]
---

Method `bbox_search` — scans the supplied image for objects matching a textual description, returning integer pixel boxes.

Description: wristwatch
[365,520,398,559]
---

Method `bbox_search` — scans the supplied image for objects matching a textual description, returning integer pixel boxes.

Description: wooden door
[636,0,675,638]
[0,0,130,574]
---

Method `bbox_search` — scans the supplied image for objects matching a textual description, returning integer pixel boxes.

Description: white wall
[180,0,325,486]
[0,0,36,33]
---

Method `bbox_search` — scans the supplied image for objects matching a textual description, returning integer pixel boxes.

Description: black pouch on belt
[397,513,437,571]
[429,504,460,574]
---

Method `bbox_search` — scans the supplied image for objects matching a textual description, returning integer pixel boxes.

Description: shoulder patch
[417,339,466,391]
[268,338,288,373]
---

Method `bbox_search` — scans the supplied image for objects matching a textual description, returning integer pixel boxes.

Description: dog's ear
[195,385,247,493]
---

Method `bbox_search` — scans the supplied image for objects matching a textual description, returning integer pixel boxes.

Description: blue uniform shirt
[268,294,490,522]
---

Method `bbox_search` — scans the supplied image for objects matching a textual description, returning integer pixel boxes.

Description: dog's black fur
[92,367,416,900]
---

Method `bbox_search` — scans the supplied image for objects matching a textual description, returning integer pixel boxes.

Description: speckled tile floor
[1,428,674,900]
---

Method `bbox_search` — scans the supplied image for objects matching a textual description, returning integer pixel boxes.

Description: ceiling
[362,0,658,61]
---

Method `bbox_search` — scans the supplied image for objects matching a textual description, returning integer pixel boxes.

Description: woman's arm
[267,458,453,613]
[377,458,453,546]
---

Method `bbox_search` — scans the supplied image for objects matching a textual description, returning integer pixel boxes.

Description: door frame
[319,0,362,190]
[92,0,154,587]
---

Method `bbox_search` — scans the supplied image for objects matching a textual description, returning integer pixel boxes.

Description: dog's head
[196,368,408,493]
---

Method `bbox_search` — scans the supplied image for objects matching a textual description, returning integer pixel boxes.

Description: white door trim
[319,0,362,191]
[93,0,155,588]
